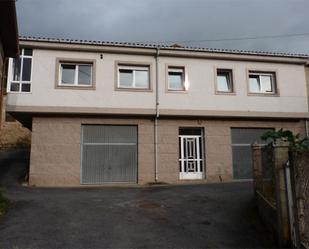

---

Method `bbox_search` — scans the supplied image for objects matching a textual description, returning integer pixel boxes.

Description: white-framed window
[59,63,93,86]
[248,71,277,94]
[8,48,33,93]
[168,67,186,91]
[216,69,233,93]
[117,65,150,89]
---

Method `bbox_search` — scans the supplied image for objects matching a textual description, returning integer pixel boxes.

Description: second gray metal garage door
[81,125,137,184]
[231,128,273,179]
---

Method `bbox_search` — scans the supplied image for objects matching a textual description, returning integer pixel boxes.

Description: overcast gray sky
[16,0,309,54]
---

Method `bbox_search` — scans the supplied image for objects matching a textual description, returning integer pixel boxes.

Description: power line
[144,32,309,44]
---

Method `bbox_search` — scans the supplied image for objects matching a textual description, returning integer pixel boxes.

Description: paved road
[0,182,276,249]
[0,150,276,248]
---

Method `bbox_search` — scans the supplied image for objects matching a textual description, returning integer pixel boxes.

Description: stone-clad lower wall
[29,116,305,187]
[29,117,155,186]
[156,119,305,183]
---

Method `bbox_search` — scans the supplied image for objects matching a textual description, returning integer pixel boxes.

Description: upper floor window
[248,71,277,94]
[8,48,33,93]
[59,62,93,87]
[117,65,150,90]
[168,67,186,91]
[216,69,233,93]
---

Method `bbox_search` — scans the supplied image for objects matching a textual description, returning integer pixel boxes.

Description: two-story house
[6,37,309,186]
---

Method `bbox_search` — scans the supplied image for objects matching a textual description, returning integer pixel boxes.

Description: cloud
[16,0,309,54]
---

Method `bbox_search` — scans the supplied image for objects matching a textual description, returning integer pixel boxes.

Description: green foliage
[261,129,309,151]
[0,189,9,218]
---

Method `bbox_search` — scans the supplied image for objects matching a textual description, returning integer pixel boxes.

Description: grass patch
[0,189,9,217]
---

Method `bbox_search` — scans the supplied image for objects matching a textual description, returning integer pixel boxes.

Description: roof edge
[19,36,309,61]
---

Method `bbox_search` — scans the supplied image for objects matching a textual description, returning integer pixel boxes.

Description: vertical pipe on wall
[154,47,160,182]
[305,62,309,138]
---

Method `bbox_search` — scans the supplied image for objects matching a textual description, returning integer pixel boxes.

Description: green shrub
[261,129,309,152]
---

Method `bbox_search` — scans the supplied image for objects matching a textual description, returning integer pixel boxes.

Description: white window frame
[248,71,277,94]
[58,63,93,87]
[7,48,33,93]
[117,65,150,89]
[216,69,233,93]
[167,67,186,91]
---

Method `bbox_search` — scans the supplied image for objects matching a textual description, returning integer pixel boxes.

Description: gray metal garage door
[231,128,273,179]
[81,125,137,184]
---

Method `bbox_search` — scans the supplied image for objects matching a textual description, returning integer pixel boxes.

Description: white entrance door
[179,135,204,180]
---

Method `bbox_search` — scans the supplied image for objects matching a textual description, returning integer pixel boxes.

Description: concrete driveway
[0,182,276,249]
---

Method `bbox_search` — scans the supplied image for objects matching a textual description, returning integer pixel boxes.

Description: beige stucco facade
[29,116,305,187]
[6,43,309,117]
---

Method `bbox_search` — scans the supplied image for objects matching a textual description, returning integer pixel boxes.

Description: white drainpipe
[307,61,309,138]
[154,47,160,182]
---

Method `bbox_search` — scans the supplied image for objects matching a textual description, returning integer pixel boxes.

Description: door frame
[178,128,205,180]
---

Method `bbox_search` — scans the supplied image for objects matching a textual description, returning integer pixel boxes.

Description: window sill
[215,91,236,96]
[7,91,32,94]
[115,87,153,92]
[247,92,280,97]
[55,85,95,90]
[167,89,188,94]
